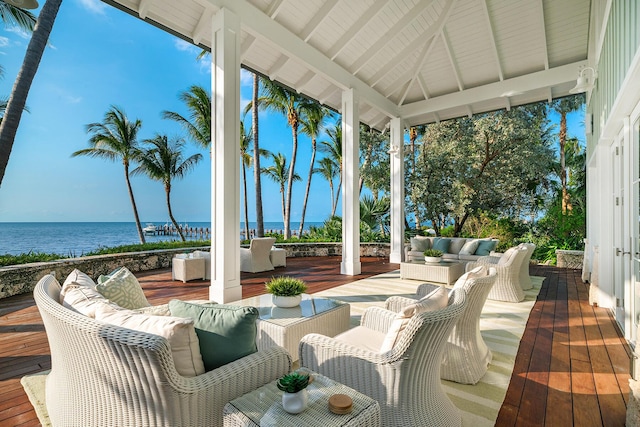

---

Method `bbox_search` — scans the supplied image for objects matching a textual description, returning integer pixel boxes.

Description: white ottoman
[270,248,286,267]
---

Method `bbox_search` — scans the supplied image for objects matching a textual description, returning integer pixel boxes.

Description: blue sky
[0,0,585,225]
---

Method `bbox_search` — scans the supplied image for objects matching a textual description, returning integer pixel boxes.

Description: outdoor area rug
[313,270,544,427]
[20,370,51,427]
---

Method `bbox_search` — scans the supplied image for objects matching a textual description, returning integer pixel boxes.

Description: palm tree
[0,2,37,33]
[72,106,146,244]
[0,0,63,187]
[317,156,339,217]
[551,94,585,214]
[257,79,315,239]
[251,73,265,237]
[132,134,202,241]
[298,104,329,236]
[360,194,390,236]
[162,85,211,150]
[320,121,343,216]
[262,152,301,230]
[240,118,270,241]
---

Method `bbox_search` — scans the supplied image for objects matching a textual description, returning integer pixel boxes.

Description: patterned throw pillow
[380,286,448,352]
[60,269,96,303]
[95,266,150,310]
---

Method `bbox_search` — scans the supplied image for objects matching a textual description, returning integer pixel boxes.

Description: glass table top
[237,293,345,320]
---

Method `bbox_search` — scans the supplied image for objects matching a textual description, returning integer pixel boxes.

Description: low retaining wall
[0,242,390,299]
[556,249,584,269]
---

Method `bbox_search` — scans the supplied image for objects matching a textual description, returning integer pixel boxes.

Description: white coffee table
[235,294,350,362]
[400,260,465,285]
[223,370,380,427]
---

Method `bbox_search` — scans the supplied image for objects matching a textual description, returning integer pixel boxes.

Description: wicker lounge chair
[34,274,291,427]
[240,237,276,273]
[466,246,528,302]
[387,266,498,384]
[299,289,466,427]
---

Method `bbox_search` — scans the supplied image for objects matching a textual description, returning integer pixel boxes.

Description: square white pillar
[341,88,361,275]
[389,117,405,263]
[210,8,242,303]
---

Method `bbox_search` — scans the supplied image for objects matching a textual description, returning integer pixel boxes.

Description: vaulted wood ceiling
[104,0,592,129]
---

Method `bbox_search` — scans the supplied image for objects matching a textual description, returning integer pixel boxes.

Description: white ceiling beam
[383,36,437,99]
[536,0,550,70]
[240,34,256,56]
[204,0,399,116]
[268,55,289,80]
[349,0,438,75]
[326,0,390,60]
[442,29,464,91]
[138,0,150,19]
[546,87,553,103]
[318,86,338,105]
[267,0,286,18]
[294,70,315,93]
[192,8,213,45]
[466,105,473,118]
[417,74,430,100]
[504,96,511,111]
[400,60,586,119]
[398,40,435,104]
[299,0,339,42]
[370,0,456,88]
[480,0,503,81]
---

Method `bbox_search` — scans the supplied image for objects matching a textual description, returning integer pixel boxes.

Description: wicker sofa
[34,274,291,427]
[405,236,499,262]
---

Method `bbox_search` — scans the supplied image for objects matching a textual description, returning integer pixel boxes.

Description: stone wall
[0,243,390,299]
[556,249,584,269]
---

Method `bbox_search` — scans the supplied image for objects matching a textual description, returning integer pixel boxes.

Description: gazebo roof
[104,0,592,127]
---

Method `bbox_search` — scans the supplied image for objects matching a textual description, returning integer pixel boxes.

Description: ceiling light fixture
[2,0,39,9]
[570,67,598,94]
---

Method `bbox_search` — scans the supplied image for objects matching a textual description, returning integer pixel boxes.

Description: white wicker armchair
[34,274,291,427]
[299,289,466,427]
[466,246,528,302]
[518,243,535,290]
[240,237,276,273]
[386,266,498,384]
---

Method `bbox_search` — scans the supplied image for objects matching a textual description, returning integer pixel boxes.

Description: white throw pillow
[410,236,430,252]
[60,269,96,303]
[95,266,151,310]
[62,283,115,317]
[380,286,448,352]
[453,265,486,290]
[94,305,205,378]
[459,239,480,255]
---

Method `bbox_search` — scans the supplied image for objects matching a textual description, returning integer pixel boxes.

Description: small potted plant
[423,248,443,264]
[265,276,308,307]
[277,372,311,414]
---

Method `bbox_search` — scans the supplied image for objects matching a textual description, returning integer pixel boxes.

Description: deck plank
[0,260,632,427]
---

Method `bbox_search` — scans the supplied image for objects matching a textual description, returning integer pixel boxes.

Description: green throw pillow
[432,237,451,253]
[475,239,498,256]
[168,300,259,371]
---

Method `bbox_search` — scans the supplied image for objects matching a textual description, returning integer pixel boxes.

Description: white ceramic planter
[272,294,302,308]
[424,256,442,264]
[282,389,309,414]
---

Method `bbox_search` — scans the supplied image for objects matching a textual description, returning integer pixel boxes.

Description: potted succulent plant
[265,276,308,308]
[277,372,311,414]
[423,248,443,264]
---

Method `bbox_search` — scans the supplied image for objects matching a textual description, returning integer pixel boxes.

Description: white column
[341,88,361,275]
[389,117,405,263]
[210,8,242,303]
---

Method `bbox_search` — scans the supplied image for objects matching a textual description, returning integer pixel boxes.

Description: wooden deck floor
[0,257,632,426]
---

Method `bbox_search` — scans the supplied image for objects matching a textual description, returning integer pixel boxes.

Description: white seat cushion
[334,326,386,353]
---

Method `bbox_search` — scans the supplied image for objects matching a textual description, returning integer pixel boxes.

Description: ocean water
[0,221,325,256]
